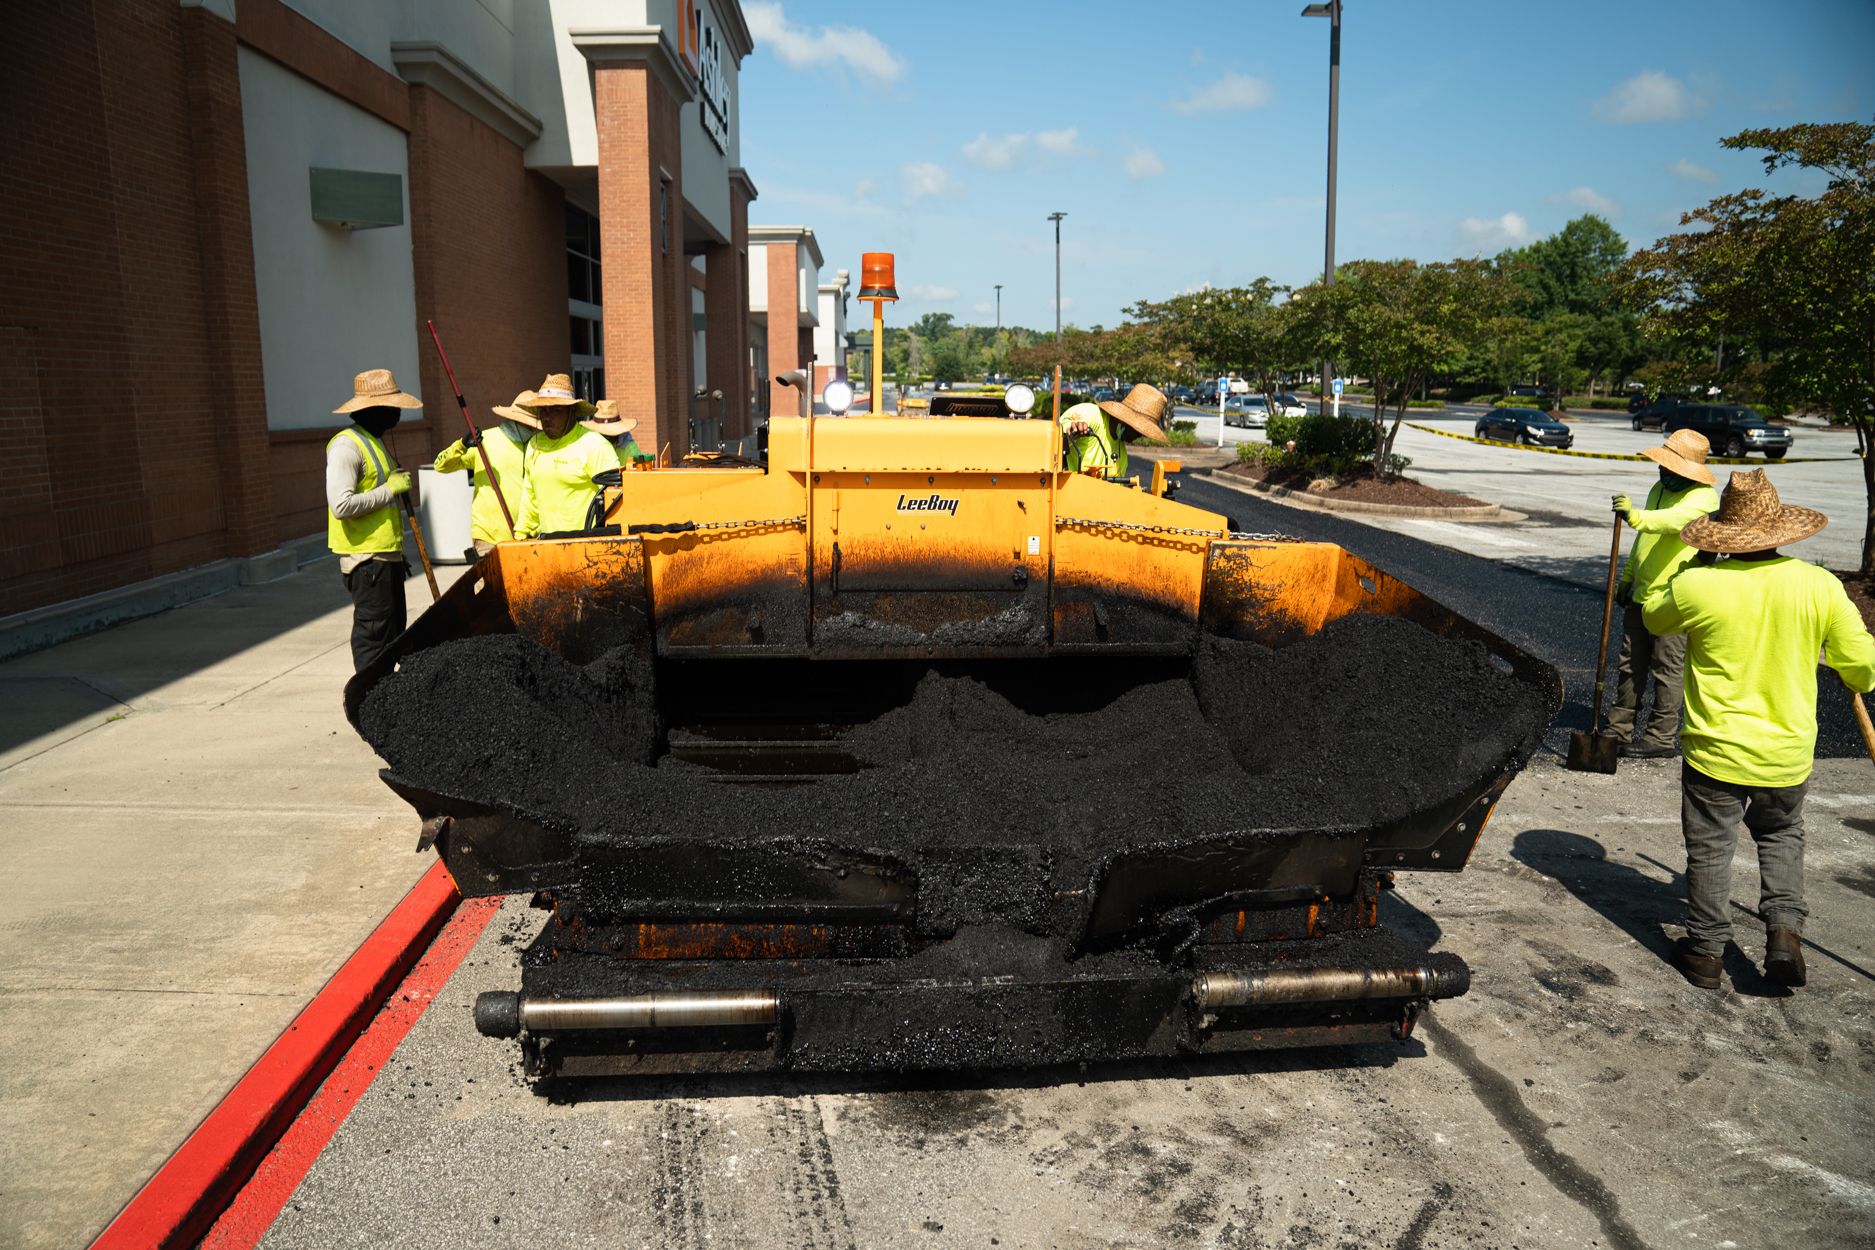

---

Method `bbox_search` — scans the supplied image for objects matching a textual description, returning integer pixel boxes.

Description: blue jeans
[1680,763,1808,957]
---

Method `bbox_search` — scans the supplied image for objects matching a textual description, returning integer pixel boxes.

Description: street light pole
[1047,212,1066,341]
[1302,0,1340,399]
[993,283,1003,377]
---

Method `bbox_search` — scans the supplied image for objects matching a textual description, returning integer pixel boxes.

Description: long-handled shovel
[398,492,440,602]
[1566,513,1625,774]
[1848,681,1875,769]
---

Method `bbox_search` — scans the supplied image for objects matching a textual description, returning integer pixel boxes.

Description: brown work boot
[1765,929,1807,987]
[1672,937,1722,989]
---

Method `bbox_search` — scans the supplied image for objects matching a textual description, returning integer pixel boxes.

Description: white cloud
[852,177,876,199]
[962,128,1082,170]
[1668,157,1718,184]
[963,132,1026,170]
[1456,211,1530,252]
[900,161,954,202]
[907,284,958,301]
[1171,71,1271,114]
[1594,70,1698,123]
[1035,128,1081,155]
[1123,148,1166,181]
[1556,186,1618,216]
[745,2,906,85]
[972,301,994,315]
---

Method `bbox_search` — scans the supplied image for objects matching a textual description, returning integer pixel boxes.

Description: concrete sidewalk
[0,557,460,1250]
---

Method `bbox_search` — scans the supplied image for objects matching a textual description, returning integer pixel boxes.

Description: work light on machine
[823,379,855,415]
[1002,382,1037,415]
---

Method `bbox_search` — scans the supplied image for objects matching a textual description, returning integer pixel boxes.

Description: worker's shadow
[1511,828,1789,998]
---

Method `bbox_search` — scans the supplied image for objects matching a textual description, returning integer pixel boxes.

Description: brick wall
[766,244,801,418]
[406,84,566,463]
[0,0,265,616]
[594,61,691,457]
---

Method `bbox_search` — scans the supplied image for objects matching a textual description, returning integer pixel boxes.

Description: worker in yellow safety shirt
[325,368,422,672]
[1060,383,1170,480]
[504,373,618,537]
[1640,469,1875,992]
[432,400,532,556]
[1606,429,1721,759]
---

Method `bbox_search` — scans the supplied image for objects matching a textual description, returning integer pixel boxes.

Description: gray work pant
[1680,763,1808,957]
[1606,601,1685,750]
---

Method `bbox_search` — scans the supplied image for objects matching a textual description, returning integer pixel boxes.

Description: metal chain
[1055,515,1299,543]
[694,515,807,531]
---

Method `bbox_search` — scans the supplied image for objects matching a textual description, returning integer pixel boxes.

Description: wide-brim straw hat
[582,398,638,437]
[1097,383,1171,442]
[491,390,543,429]
[334,367,423,414]
[1679,468,1827,553]
[1639,428,1715,486]
[505,373,596,420]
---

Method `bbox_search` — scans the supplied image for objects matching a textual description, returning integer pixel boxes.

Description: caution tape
[1401,421,1861,465]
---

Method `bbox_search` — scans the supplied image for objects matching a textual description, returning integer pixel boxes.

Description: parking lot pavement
[1196,405,1866,589]
[251,747,1875,1250]
[0,559,459,1250]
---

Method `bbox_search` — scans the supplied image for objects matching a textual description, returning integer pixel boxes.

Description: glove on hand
[386,471,413,496]
[1615,581,1633,607]
[1612,493,1633,517]
[461,430,481,449]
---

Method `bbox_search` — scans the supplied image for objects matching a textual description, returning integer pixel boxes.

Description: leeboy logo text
[895,493,960,516]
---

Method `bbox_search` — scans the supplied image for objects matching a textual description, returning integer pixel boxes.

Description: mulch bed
[1220,462,1488,509]
[1840,572,1875,633]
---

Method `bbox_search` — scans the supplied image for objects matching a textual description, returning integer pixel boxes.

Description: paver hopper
[345,411,1559,1080]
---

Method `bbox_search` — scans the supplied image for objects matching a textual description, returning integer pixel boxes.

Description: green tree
[1501,214,1629,320]
[1290,259,1512,473]
[1130,280,1299,405]
[1620,120,1875,572]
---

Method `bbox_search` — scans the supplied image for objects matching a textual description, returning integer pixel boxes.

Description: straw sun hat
[582,399,638,437]
[493,373,595,427]
[1097,383,1171,442]
[1678,468,1828,553]
[333,368,423,414]
[1639,428,1716,486]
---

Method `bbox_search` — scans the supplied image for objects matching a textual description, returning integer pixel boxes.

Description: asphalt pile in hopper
[359,617,1551,938]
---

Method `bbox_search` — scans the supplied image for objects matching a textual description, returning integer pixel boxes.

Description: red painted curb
[201,893,503,1249]
[90,861,463,1250]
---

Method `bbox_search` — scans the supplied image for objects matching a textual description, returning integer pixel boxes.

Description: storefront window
[567,203,602,396]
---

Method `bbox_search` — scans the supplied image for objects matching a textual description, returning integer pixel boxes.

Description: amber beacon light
[858,252,898,413]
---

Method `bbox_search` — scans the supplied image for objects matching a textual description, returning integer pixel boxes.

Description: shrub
[1236,441,1281,465]
[1581,398,1628,410]
[1267,412,1375,469]
[1494,397,1555,411]
[1405,399,1445,409]
[1164,419,1199,447]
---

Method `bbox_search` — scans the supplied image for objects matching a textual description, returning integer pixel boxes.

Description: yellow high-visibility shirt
[1618,479,1719,598]
[433,428,527,545]
[519,427,618,537]
[1642,556,1875,786]
[1060,402,1126,479]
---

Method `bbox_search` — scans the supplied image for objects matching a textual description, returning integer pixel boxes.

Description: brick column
[765,243,800,419]
[593,61,686,454]
[180,5,276,557]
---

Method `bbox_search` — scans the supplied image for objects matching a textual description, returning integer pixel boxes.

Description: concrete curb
[88,862,461,1250]
[0,533,332,663]
[1201,469,1521,522]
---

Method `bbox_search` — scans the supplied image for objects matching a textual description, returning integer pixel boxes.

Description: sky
[734,0,1874,332]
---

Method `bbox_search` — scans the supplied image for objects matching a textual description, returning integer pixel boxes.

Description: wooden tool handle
[1589,513,1624,735]
[399,494,441,601]
[1851,688,1875,768]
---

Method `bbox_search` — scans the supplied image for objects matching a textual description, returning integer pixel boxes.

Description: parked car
[1165,383,1196,405]
[1090,386,1116,403]
[1274,392,1309,417]
[1224,394,1271,428]
[1662,403,1793,458]
[1506,384,1552,400]
[1475,407,1574,448]
[1630,395,1690,429]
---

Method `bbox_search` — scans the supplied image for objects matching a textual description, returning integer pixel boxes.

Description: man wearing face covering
[1606,428,1721,758]
[326,368,424,672]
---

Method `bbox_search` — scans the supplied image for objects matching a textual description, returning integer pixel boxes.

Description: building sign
[681,0,730,153]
